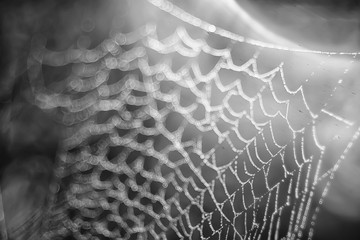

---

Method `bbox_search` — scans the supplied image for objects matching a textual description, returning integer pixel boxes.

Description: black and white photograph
[0,0,360,239]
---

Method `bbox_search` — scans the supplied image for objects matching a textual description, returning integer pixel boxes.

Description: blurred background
[0,0,360,239]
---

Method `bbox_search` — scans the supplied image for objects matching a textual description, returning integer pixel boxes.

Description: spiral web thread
[27,0,360,239]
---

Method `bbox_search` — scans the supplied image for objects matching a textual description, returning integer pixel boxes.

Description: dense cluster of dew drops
[26,0,360,239]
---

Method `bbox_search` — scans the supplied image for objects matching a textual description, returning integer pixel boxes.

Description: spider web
[27,0,360,239]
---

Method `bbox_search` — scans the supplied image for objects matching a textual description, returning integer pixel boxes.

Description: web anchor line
[146,0,360,56]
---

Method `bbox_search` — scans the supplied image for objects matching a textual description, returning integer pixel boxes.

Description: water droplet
[208,24,216,33]
[105,57,118,69]
[115,33,127,45]
[81,18,95,32]
[85,51,100,62]
[104,39,118,53]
